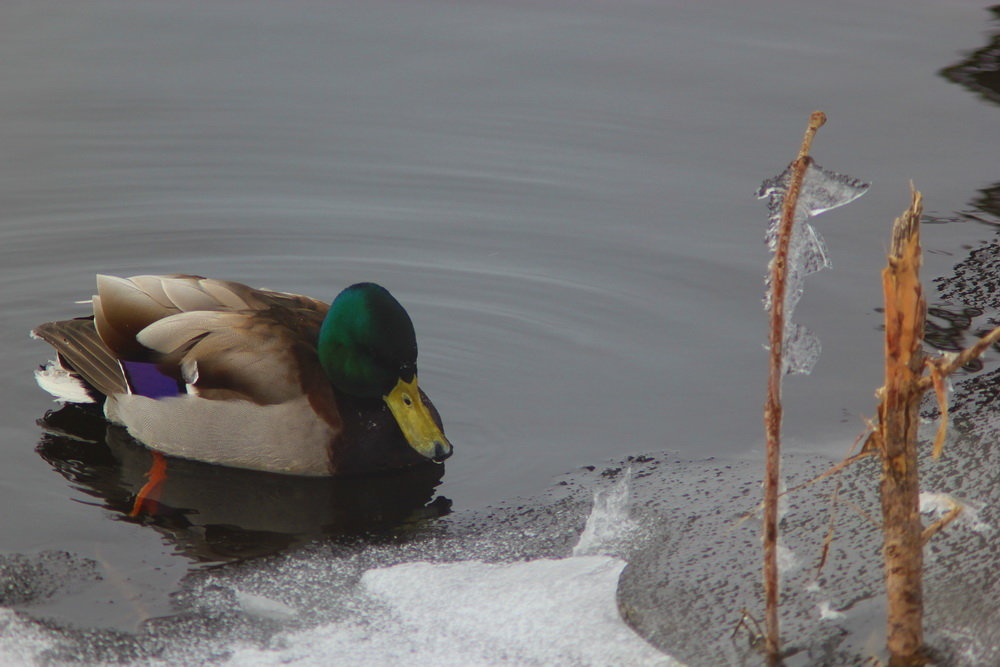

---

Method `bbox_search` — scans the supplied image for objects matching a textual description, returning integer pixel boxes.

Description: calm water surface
[1,0,998,626]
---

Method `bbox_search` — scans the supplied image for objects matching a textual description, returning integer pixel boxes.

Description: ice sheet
[3,448,1000,665]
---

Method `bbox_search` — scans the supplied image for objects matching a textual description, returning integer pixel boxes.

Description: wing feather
[198,278,256,310]
[94,275,261,355]
[31,318,128,398]
[45,274,331,405]
[138,310,306,405]
[96,274,176,337]
[161,278,232,312]
[126,275,175,307]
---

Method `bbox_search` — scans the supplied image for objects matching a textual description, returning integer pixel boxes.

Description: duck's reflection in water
[36,406,451,563]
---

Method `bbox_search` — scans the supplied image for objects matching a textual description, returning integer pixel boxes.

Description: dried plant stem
[921,499,963,544]
[919,324,1000,386]
[877,188,927,666]
[874,190,1000,664]
[813,480,842,577]
[781,443,875,498]
[922,322,1000,458]
[763,109,826,663]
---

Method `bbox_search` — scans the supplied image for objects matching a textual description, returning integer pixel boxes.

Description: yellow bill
[384,376,452,462]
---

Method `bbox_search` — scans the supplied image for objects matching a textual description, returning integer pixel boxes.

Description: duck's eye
[402,393,413,406]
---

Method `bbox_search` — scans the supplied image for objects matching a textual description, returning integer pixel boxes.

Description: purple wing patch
[122,361,184,399]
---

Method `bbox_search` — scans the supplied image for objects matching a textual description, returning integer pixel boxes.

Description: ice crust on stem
[758,162,869,374]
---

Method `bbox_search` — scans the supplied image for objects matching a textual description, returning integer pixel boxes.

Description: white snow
[226,556,677,666]
[817,600,845,621]
[228,475,680,665]
[0,610,58,663]
[234,589,298,621]
[777,540,799,574]
[573,468,637,556]
[919,492,991,533]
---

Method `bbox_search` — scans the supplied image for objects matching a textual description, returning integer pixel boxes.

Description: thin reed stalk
[762,110,826,663]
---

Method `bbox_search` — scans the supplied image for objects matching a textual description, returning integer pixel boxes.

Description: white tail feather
[34,360,95,404]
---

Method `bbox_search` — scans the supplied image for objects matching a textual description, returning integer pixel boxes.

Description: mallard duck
[32,274,452,476]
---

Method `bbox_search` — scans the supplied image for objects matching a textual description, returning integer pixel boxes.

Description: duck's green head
[318,282,452,463]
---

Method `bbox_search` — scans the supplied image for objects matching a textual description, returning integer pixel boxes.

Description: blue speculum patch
[122,360,183,399]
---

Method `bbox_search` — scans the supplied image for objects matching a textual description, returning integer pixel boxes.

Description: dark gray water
[1,0,998,634]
